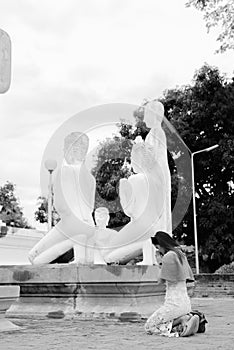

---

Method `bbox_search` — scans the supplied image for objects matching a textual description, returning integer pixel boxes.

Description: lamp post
[44,159,57,232]
[191,144,219,274]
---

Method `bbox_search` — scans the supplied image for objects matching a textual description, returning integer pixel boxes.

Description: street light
[191,144,219,274]
[44,159,57,232]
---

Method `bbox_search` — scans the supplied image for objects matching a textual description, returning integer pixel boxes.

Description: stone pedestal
[0,264,165,319]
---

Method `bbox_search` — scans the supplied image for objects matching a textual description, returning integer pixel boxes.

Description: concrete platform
[0,264,165,318]
[1,264,232,321]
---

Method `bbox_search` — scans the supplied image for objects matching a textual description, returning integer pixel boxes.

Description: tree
[34,196,60,227]
[0,181,31,228]
[186,0,234,53]
[161,63,234,271]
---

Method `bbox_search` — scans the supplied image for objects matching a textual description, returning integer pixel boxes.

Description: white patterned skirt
[145,280,191,337]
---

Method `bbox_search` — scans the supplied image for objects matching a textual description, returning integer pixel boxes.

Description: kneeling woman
[145,231,199,337]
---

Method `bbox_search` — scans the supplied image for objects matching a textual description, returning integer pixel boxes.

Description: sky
[0,0,233,230]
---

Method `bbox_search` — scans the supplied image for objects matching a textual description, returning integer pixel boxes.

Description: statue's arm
[89,174,96,210]
[145,129,160,154]
[80,164,96,210]
[119,178,135,218]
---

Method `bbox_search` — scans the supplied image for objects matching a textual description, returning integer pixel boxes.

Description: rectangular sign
[0,29,11,93]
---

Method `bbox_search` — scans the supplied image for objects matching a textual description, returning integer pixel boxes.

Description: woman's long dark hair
[151,231,185,264]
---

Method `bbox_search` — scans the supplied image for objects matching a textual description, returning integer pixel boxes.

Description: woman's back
[160,250,194,283]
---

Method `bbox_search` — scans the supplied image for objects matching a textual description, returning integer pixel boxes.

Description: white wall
[0,228,45,265]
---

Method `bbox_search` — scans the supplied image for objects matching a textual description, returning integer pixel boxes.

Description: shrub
[215,262,234,274]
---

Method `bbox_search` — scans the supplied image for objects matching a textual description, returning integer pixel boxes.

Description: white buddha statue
[28,132,96,264]
[144,100,172,235]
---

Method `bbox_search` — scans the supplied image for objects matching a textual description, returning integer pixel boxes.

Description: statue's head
[63,132,89,164]
[144,100,164,128]
[131,137,155,173]
[94,207,110,228]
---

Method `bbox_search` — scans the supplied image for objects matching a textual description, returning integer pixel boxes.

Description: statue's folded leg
[32,239,74,264]
[105,240,143,264]
[28,225,67,263]
[29,215,95,264]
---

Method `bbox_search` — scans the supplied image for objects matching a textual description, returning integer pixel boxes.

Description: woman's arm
[156,265,165,285]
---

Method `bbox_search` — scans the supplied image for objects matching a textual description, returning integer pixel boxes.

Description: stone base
[0,264,165,319]
[7,294,165,320]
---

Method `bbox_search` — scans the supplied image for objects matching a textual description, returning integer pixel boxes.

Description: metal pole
[47,170,53,232]
[191,153,200,274]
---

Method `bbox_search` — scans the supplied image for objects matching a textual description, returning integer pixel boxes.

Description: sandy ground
[1,298,233,350]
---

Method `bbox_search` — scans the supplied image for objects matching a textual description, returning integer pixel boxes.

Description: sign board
[0,29,11,93]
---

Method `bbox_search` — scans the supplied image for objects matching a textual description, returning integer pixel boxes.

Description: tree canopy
[186,0,234,53]
[161,63,234,271]
[34,196,60,227]
[0,181,31,228]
